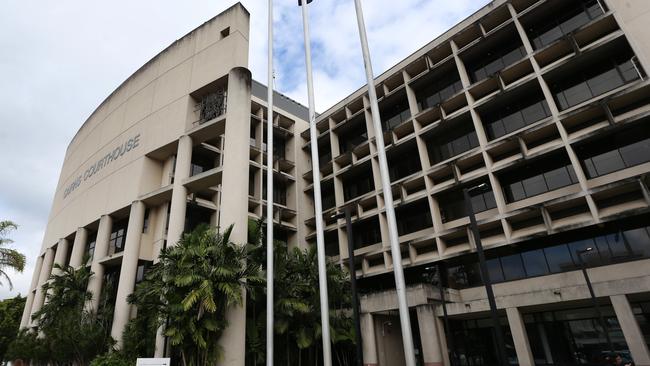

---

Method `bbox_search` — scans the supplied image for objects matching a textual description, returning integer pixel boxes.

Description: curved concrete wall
[41,3,250,251]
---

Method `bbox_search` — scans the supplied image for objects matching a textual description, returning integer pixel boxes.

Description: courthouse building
[20,0,650,365]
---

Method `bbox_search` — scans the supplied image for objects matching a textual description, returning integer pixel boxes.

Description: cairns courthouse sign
[63,134,141,199]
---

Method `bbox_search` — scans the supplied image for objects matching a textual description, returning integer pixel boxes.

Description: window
[142,208,150,233]
[527,0,604,50]
[338,117,367,154]
[342,164,374,201]
[324,230,339,257]
[109,219,128,254]
[577,122,650,178]
[481,89,551,140]
[380,94,411,132]
[414,67,463,111]
[395,199,432,236]
[444,221,650,289]
[352,217,381,249]
[425,116,479,164]
[467,40,526,83]
[551,50,640,110]
[438,185,497,223]
[85,232,97,263]
[521,249,549,277]
[388,145,422,182]
[199,89,227,122]
[500,153,579,203]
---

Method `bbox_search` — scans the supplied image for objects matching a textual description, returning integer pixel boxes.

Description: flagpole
[299,1,333,366]
[351,1,416,365]
[266,0,275,364]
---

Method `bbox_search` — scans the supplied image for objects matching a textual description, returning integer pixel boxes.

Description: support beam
[29,247,55,326]
[52,238,70,276]
[217,66,252,366]
[417,305,444,366]
[506,307,535,366]
[111,200,146,347]
[611,295,650,366]
[20,255,44,328]
[86,215,112,313]
[166,134,192,248]
[68,227,88,268]
[361,313,378,366]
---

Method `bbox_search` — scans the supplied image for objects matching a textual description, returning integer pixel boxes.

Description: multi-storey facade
[19,4,311,365]
[20,0,650,365]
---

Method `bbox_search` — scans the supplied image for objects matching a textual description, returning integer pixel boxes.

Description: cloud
[0,0,489,299]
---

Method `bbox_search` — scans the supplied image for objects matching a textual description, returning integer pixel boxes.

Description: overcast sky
[0,0,490,299]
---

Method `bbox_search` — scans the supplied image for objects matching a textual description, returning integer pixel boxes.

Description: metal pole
[351,2,416,365]
[577,251,614,353]
[300,3,333,365]
[266,0,274,364]
[343,206,363,366]
[437,263,457,366]
[463,187,508,366]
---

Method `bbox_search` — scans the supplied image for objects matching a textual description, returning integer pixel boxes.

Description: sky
[0,0,491,299]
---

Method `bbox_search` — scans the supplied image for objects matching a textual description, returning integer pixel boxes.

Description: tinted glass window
[501,254,526,281]
[487,258,504,283]
[521,249,549,277]
[544,245,575,273]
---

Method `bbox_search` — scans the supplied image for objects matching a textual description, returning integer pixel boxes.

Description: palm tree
[130,224,263,366]
[245,219,355,366]
[0,220,26,290]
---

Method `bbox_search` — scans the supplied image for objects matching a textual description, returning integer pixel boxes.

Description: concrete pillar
[417,305,444,366]
[29,247,55,325]
[52,238,70,276]
[111,200,146,347]
[68,227,88,268]
[217,67,252,366]
[20,255,44,328]
[611,295,650,366]
[506,307,535,366]
[154,136,192,357]
[166,134,192,248]
[361,313,378,366]
[86,215,112,313]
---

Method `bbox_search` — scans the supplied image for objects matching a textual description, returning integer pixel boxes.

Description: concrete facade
[21,0,650,365]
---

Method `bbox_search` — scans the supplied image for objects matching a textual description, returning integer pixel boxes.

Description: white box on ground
[136,358,170,366]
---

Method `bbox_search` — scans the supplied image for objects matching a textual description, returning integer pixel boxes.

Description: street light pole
[351,2,416,364]
[436,263,457,366]
[577,247,614,353]
[463,184,509,366]
[333,206,364,366]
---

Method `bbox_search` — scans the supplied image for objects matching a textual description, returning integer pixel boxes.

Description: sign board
[136,358,170,366]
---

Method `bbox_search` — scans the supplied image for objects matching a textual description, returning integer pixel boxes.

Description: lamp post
[463,182,508,366]
[332,205,363,366]
[576,247,614,354]
[435,263,457,366]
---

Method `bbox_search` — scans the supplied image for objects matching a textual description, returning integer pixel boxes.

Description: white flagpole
[351,1,416,365]
[300,2,333,366]
[266,0,275,365]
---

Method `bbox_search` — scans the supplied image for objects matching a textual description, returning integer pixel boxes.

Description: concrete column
[19,255,44,328]
[111,200,146,347]
[154,136,191,357]
[166,134,192,248]
[417,305,444,366]
[52,238,70,276]
[217,67,252,366]
[86,215,112,313]
[361,313,378,366]
[68,227,88,268]
[28,247,55,325]
[506,307,535,366]
[611,295,650,366]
